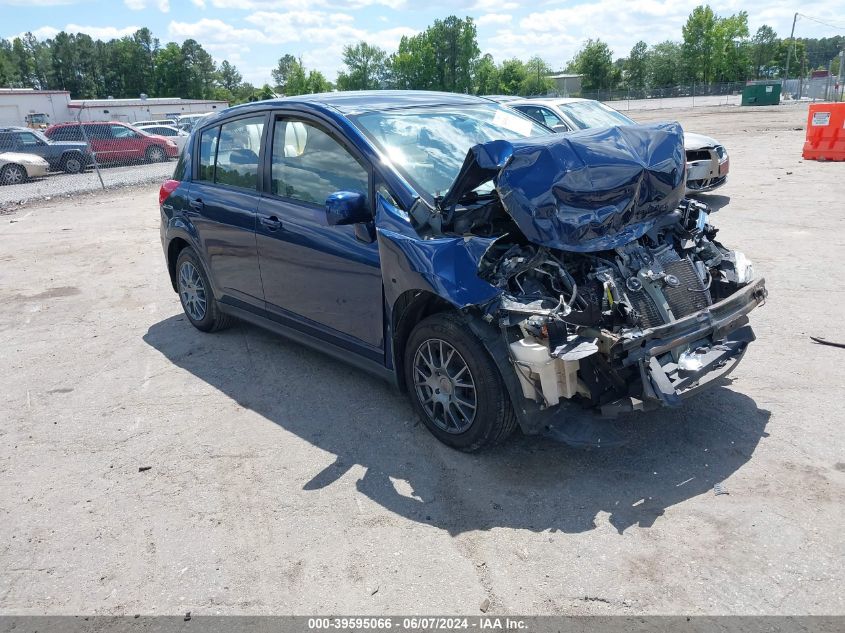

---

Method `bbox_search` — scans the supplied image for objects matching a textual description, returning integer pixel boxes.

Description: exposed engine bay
[472,198,760,414]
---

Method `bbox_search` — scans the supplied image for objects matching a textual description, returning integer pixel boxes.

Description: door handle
[260,215,282,231]
[189,198,204,211]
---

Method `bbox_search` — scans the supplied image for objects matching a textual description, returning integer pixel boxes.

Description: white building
[0,89,228,126]
[69,97,229,123]
[0,89,72,127]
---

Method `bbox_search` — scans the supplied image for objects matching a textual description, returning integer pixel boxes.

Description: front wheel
[146,145,167,162]
[0,164,26,186]
[404,312,516,452]
[175,247,233,332]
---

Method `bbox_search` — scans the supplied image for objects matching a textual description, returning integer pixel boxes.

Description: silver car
[0,152,50,185]
[509,97,730,194]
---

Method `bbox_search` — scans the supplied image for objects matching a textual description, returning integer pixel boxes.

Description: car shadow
[143,314,770,535]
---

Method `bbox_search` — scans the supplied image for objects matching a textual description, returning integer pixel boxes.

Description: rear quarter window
[197,126,220,182]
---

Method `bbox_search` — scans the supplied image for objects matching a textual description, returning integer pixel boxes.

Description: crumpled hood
[440,122,687,252]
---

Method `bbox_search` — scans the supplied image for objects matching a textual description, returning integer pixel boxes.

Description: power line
[797,14,845,32]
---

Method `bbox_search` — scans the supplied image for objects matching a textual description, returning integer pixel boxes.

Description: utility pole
[784,12,798,84]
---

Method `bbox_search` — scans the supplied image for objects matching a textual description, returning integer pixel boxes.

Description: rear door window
[215,116,265,190]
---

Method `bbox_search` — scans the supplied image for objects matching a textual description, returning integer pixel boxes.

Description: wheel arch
[390,289,455,392]
[166,237,191,292]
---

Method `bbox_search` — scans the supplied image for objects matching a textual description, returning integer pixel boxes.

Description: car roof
[224,90,493,117]
[510,98,589,107]
[0,126,32,132]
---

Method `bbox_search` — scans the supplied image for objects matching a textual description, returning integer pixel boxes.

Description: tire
[404,312,517,452]
[146,145,167,163]
[0,164,27,186]
[175,247,234,332]
[61,153,84,174]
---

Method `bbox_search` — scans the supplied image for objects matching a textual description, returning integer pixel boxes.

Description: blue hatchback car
[159,91,766,451]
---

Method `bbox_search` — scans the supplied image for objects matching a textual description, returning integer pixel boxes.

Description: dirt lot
[1,104,843,616]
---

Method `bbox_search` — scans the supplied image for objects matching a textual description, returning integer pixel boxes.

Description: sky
[2,0,843,86]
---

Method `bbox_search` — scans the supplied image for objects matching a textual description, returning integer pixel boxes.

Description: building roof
[546,74,582,80]
[68,97,228,108]
[0,89,70,95]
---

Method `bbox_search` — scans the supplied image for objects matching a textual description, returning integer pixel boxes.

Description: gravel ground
[0,161,174,212]
[0,103,843,616]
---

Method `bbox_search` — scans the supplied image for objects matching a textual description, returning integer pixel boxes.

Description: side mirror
[552,124,571,134]
[325,191,369,226]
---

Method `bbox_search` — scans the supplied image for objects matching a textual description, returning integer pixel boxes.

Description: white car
[0,152,50,185]
[136,125,189,151]
[134,119,178,128]
[509,97,730,194]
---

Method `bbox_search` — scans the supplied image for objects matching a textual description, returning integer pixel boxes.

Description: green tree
[180,39,216,98]
[625,40,648,89]
[336,41,388,90]
[647,40,682,87]
[306,70,332,94]
[681,5,718,83]
[217,60,243,93]
[428,16,479,93]
[567,39,618,91]
[751,25,779,79]
[472,53,499,94]
[0,39,20,87]
[155,42,184,96]
[271,54,299,93]
[387,15,479,93]
[520,56,554,95]
[498,58,527,95]
[389,33,437,89]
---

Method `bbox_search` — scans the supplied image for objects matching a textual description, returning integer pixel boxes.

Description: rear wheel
[146,145,166,162]
[61,153,84,174]
[404,312,517,451]
[175,247,233,332]
[0,164,26,186]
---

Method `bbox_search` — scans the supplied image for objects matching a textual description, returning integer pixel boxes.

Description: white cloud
[476,13,511,27]
[190,0,206,7]
[168,17,270,44]
[124,0,170,10]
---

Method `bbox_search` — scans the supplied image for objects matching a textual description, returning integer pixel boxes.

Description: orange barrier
[803,102,845,161]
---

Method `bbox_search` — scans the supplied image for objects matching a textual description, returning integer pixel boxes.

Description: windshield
[350,104,550,199]
[558,101,636,130]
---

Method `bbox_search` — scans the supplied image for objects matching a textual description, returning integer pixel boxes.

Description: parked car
[136,124,189,151]
[0,126,92,173]
[134,119,177,127]
[45,121,179,164]
[0,152,50,185]
[509,98,730,193]
[175,113,214,133]
[159,91,765,451]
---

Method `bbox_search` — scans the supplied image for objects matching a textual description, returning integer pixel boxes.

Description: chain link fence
[1,119,185,210]
[566,81,748,111]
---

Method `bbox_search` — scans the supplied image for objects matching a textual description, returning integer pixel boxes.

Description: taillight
[159,179,180,206]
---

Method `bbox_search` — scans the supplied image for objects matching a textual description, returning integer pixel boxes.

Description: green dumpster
[741,82,781,106]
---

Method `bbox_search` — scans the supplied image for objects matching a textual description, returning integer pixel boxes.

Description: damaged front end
[397,122,767,434]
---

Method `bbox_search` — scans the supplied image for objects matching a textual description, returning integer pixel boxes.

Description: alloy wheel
[413,338,477,434]
[178,261,208,322]
[1,165,25,185]
[64,156,82,173]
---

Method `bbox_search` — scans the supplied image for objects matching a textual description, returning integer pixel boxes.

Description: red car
[45,121,179,164]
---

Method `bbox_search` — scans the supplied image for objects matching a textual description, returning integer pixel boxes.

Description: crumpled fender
[442,123,687,252]
[374,193,501,309]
